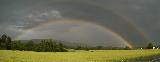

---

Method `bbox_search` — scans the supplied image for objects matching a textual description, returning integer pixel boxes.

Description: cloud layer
[0,0,160,47]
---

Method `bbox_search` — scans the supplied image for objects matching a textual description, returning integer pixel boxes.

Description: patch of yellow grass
[0,50,160,62]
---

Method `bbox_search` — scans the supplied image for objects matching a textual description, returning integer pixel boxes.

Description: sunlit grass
[0,50,160,62]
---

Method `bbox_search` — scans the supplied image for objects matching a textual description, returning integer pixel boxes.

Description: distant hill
[18,39,91,48]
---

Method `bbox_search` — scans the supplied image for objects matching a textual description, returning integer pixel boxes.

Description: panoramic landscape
[0,0,160,62]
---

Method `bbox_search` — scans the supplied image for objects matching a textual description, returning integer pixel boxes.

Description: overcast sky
[0,0,160,47]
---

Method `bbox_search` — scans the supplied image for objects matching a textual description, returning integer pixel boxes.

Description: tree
[75,46,82,50]
[36,40,45,52]
[11,41,25,51]
[11,41,19,50]
[84,46,89,51]
[25,40,35,51]
[96,46,103,50]
[1,34,7,43]
[0,38,3,49]
[0,34,7,49]
[50,41,58,52]
[0,37,1,44]
[6,36,12,50]
[58,42,67,52]
[35,40,67,52]
[124,46,131,50]
[147,43,154,49]
[0,34,68,52]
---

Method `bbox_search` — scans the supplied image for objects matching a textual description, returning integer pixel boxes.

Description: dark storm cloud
[96,0,160,43]
[44,0,150,46]
[0,0,160,47]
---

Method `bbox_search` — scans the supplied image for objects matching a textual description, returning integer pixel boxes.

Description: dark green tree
[0,34,7,49]
[75,46,82,50]
[35,40,67,52]
[124,46,131,50]
[11,41,19,50]
[58,42,67,52]
[0,37,1,44]
[1,34,7,43]
[25,40,35,51]
[36,40,46,52]
[50,41,57,52]
[12,41,25,51]
[37,40,43,52]
[52,41,58,52]
[0,34,12,50]
[6,36,12,50]
[147,43,154,49]
[96,46,103,50]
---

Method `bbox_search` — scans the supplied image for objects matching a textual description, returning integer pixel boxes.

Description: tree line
[0,34,159,52]
[0,34,67,52]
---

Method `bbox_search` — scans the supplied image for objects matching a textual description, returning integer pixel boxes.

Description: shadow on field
[128,55,160,62]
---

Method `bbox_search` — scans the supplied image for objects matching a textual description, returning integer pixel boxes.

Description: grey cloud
[1,0,160,47]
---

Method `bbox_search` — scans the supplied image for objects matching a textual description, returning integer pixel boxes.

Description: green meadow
[0,50,160,62]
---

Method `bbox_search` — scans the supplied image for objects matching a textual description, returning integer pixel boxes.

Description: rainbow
[85,1,151,45]
[15,19,133,48]
[14,1,151,48]
[84,0,151,42]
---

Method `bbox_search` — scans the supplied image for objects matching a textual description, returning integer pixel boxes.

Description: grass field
[0,50,160,62]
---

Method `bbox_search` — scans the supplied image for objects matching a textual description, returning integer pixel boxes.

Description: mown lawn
[0,50,160,62]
